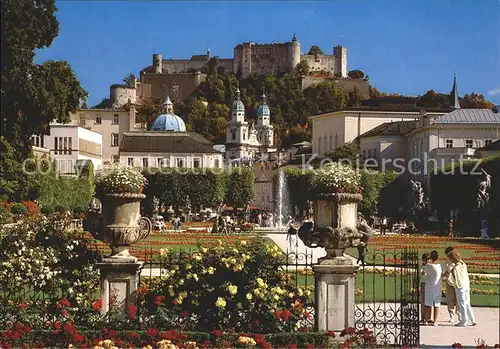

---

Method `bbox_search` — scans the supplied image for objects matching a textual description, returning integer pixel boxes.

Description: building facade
[68,105,138,165]
[119,97,223,169]
[225,89,276,164]
[31,124,102,175]
[311,108,448,156]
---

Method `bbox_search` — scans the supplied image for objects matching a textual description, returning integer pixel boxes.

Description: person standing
[447,251,477,327]
[442,246,460,323]
[424,250,442,326]
[381,216,388,235]
[420,253,429,324]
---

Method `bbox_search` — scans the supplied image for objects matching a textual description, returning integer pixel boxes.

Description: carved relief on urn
[84,166,151,260]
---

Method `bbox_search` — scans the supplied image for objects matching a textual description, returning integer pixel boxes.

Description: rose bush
[95,165,147,196]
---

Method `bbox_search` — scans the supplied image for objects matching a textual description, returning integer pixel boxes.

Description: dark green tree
[122,73,136,87]
[226,168,254,210]
[1,0,87,201]
[417,90,450,108]
[296,61,310,76]
[136,96,163,129]
[307,45,324,55]
[324,142,360,163]
[460,93,495,109]
[348,70,365,79]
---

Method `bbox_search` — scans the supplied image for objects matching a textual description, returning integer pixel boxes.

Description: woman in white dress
[424,250,442,326]
[447,251,477,327]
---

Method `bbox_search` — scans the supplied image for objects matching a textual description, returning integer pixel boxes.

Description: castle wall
[138,72,207,102]
[301,77,370,99]
[234,43,293,78]
[301,54,336,74]
[110,85,136,108]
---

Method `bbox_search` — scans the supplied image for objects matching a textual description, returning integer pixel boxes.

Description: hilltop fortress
[109,35,361,108]
[143,35,347,79]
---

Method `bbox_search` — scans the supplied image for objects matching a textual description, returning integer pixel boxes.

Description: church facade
[225,89,275,165]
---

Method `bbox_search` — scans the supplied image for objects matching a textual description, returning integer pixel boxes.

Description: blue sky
[36,0,500,106]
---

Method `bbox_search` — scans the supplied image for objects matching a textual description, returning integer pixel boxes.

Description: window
[95,114,102,124]
[465,139,473,148]
[445,139,453,148]
[193,158,201,168]
[157,158,163,167]
[362,150,366,160]
[485,139,493,146]
[54,138,58,154]
[128,157,134,167]
[112,155,119,163]
[79,114,85,126]
[214,159,220,168]
[176,158,184,168]
[243,132,246,141]
[68,137,72,155]
[63,137,67,155]
[231,130,236,141]
[113,114,119,124]
[111,133,119,147]
[41,136,44,148]
[142,157,149,168]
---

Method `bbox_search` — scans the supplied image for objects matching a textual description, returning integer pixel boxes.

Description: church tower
[289,34,301,72]
[450,74,461,110]
[226,86,249,161]
[256,91,274,148]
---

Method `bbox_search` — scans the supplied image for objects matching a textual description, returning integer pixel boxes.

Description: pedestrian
[286,219,299,253]
[442,246,460,323]
[448,220,454,238]
[447,251,477,327]
[424,250,442,326]
[381,216,388,235]
[420,253,429,324]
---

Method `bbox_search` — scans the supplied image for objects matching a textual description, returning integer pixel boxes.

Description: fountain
[276,168,291,231]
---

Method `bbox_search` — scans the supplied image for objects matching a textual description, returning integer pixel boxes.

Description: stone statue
[477,169,492,210]
[410,180,425,211]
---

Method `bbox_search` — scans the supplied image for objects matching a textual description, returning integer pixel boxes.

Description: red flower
[286,345,297,349]
[63,323,75,334]
[282,309,292,321]
[126,331,140,339]
[57,298,71,309]
[18,301,29,310]
[180,311,189,318]
[211,329,223,337]
[92,299,103,311]
[108,329,118,338]
[340,327,356,337]
[146,328,160,338]
[72,332,85,343]
[327,331,336,338]
[254,319,260,325]
[306,344,315,349]
[274,309,282,319]
[154,295,166,305]
[126,304,137,319]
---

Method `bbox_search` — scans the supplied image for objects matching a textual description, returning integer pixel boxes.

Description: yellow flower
[253,289,260,295]
[289,292,295,298]
[193,273,199,282]
[297,288,304,296]
[273,294,279,301]
[194,254,202,261]
[215,297,226,308]
[201,247,208,253]
[159,248,168,256]
[240,240,247,246]
[208,267,215,274]
[227,284,238,295]
[179,278,185,285]
[186,263,192,270]
[246,293,253,300]
[256,278,265,288]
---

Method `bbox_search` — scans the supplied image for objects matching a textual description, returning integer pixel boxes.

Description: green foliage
[143,169,231,213]
[10,203,28,215]
[91,98,111,109]
[136,96,163,130]
[122,73,136,87]
[226,168,255,209]
[0,205,13,224]
[358,170,398,216]
[296,61,310,76]
[303,80,347,116]
[324,142,360,162]
[40,205,54,215]
[460,93,495,109]
[283,168,314,215]
[348,70,365,79]
[417,89,450,109]
[307,45,324,55]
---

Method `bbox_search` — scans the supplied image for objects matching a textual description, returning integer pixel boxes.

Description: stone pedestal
[314,257,359,332]
[96,257,143,317]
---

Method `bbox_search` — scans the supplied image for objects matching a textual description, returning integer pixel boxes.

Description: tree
[207,56,220,75]
[1,0,87,201]
[368,85,387,98]
[296,61,310,76]
[303,80,347,116]
[136,97,162,129]
[226,168,254,210]
[460,93,495,109]
[324,142,360,163]
[347,87,364,107]
[348,70,365,79]
[417,90,450,109]
[92,98,111,109]
[307,45,324,55]
[122,73,136,87]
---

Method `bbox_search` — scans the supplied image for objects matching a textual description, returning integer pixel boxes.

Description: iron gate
[355,248,420,347]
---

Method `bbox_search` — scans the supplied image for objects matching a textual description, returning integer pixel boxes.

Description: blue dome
[152,113,186,132]
[232,99,245,112]
[257,104,270,116]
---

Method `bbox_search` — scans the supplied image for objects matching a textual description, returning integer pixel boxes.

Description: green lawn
[292,273,499,308]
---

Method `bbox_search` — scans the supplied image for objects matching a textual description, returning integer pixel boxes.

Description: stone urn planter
[89,193,151,259]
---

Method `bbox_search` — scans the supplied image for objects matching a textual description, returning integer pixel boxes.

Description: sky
[35,0,500,106]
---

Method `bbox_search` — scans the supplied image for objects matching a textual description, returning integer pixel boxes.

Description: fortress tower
[153,54,163,74]
[333,46,347,78]
[289,34,301,72]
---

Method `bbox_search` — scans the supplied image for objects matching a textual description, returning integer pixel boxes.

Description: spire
[292,33,297,42]
[163,93,174,113]
[235,84,241,100]
[261,86,267,104]
[451,73,460,110]
[207,44,211,59]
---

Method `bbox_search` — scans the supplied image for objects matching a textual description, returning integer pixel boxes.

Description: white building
[119,96,223,169]
[226,88,276,165]
[311,108,448,156]
[31,124,103,175]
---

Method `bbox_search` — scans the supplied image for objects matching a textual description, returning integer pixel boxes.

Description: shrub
[73,205,87,218]
[10,203,28,215]
[40,205,54,215]
[0,205,13,224]
[21,200,40,216]
[95,165,146,196]
[54,205,66,214]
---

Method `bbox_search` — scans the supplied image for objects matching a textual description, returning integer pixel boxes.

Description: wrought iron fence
[355,248,420,347]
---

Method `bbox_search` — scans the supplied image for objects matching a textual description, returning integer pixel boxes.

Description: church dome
[256,92,270,116]
[151,95,186,132]
[152,113,186,132]
[232,87,245,112]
